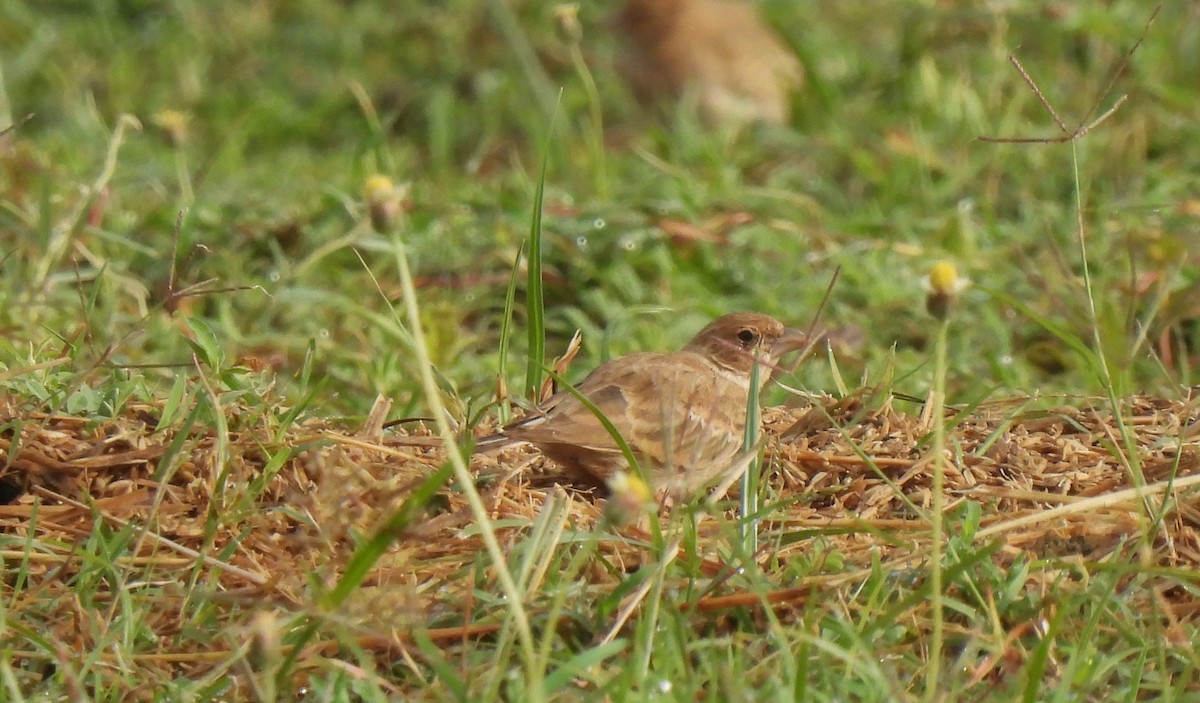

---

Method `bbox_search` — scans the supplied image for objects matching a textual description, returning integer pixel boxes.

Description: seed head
[553,4,583,45]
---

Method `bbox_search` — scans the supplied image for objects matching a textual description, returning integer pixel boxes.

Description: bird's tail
[472,432,519,453]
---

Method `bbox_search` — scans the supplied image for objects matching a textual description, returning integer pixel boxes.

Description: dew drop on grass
[592,217,606,229]
[268,270,281,282]
[318,329,330,339]
[620,235,637,251]
[999,354,1013,365]
[576,236,588,249]
[655,679,672,694]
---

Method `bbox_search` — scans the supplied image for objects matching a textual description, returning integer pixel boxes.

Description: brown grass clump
[1,388,1198,694]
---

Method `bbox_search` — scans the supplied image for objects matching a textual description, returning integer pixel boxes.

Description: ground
[1,1,1199,700]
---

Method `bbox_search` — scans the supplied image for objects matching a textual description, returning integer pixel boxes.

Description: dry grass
[2,387,1199,695]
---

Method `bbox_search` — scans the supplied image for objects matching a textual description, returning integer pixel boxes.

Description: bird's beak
[762,327,817,381]
[776,327,812,355]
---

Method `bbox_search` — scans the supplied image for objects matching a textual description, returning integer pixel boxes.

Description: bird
[615,0,803,128]
[481,312,807,499]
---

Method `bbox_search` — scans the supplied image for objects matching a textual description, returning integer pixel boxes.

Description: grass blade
[524,93,561,400]
[497,240,526,423]
[325,458,456,607]
[740,360,762,553]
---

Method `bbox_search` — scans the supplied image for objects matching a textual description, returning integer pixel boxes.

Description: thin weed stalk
[556,6,609,198]
[486,0,556,118]
[31,114,141,294]
[356,188,544,699]
[1068,146,1151,513]
[978,2,1163,562]
[921,260,967,699]
[394,241,542,699]
[925,316,949,701]
[482,490,570,702]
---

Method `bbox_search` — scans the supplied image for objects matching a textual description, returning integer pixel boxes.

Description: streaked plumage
[490,313,805,498]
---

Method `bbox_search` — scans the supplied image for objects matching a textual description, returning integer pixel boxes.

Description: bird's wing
[503,352,664,453]
[505,351,748,474]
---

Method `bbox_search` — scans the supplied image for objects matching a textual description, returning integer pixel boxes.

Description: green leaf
[325,456,456,607]
[497,240,526,423]
[524,93,561,400]
[543,639,627,693]
[183,316,224,370]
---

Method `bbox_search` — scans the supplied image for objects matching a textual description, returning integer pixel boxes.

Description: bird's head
[684,312,807,379]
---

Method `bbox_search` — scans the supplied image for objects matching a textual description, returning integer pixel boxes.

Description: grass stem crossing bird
[480,312,807,499]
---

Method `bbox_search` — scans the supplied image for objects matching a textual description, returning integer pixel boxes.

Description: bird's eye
[737,329,757,346]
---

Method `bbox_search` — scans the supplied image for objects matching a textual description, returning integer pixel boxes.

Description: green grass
[1,0,1199,699]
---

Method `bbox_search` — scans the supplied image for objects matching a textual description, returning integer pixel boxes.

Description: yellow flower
[363,174,394,203]
[604,470,655,525]
[151,109,189,147]
[363,174,403,232]
[928,262,959,295]
[922,260,970,319]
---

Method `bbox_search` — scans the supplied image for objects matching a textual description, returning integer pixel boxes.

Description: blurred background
[1,0,1198,418]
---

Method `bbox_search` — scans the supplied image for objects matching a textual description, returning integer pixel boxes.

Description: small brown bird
[484,312,806,498]
[616,0,803,127]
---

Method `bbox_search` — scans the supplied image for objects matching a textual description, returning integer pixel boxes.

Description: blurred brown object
[616,0,802,127]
